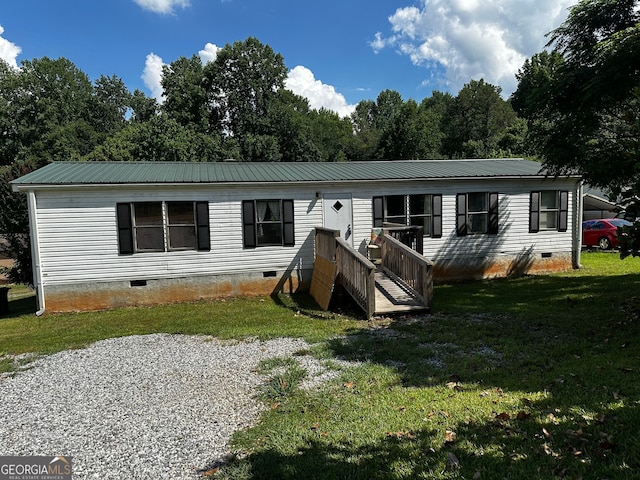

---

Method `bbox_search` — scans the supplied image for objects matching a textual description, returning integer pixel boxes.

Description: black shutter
[282,199,295,246]
[529,191,540,233]
[196,201,210,251]
[373,196,384,227]
[432,194,442,238]
[558,190,569,232]
[116,203,134,255]
[488,192,499,234]
[456,193,467,236]
[242,200,256,248]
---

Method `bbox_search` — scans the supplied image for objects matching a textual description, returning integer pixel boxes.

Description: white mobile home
[12,159,582,313]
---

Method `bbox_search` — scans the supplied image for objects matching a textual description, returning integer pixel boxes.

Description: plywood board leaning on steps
[310,256,338,310]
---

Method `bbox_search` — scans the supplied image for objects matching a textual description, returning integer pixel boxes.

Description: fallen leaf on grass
[495,412,511,421]
[516,411,532,421]
[445,430,457,444]
[343,382,355,389]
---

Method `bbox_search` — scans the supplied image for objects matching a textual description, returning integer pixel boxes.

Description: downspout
[27,190,45,316]
[574,180,584,269]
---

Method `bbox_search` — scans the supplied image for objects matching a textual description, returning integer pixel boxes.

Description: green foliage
[0,161,34,284]
[443,79,524,158]
[514,0,640,255]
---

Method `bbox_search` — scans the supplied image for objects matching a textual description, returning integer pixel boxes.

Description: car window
[609,219,632,228]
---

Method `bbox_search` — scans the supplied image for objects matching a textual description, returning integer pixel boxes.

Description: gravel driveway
[0,334,347,479]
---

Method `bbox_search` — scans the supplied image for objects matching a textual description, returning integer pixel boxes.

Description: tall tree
[379,100,443,159]
[521,0,640,256]
[204,37,287,161]
[161,55,208,130]
[444,79,523,158]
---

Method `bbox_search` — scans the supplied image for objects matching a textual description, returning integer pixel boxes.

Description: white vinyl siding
[31,177,579,287]
[33,186,320,286]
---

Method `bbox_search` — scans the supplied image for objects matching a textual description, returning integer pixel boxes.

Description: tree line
[1,0,638,283]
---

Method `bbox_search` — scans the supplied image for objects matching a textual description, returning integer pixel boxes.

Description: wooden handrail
[335,237,376,319]
[315,227,340,261]
[383,224,424,254]
[380,234,433,308]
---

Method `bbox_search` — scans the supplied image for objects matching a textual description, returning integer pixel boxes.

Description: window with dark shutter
[373,196,384,228]
[529,191,540,233]
[242,200,257,248]
[196,201,210,251]
[432,194,442,238]
[117,201,209,254]
[456,193,468,236]
[116,203,134,255]
[558,191,568,232]
[372,194,441,238]
[488,192,499,234]
[530,190,568,232]
[283,199,295,246]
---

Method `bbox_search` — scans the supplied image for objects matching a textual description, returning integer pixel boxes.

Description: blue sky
[1,0,574,117]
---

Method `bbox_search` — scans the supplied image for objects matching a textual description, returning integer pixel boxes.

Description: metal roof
[11,159,570,188]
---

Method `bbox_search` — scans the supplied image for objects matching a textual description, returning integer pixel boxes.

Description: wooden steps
[374,269,428,314]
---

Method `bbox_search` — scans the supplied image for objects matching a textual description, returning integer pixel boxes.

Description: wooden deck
[374,269,428,314]
[313,227,433,318]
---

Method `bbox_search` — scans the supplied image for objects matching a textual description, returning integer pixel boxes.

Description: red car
[582,218,632,250]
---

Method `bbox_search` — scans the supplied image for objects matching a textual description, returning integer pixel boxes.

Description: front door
[323,194,353,245]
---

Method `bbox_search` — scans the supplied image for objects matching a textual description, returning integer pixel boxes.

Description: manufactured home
[12,159,583,314]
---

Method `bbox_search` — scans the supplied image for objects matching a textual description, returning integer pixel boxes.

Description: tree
[86,114,226,162]
[378,100,443,159]
[161,55,209,130]
[520,0,640,256]
[0,57,137,283]
[444,79,523,158]
[204,37,288,161]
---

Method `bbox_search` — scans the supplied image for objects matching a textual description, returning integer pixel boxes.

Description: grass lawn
[2,251,640,479]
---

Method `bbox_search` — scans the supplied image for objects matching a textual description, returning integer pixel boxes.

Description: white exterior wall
[29,175,581,310]
[34,184,322,287]
[347,177,581,274]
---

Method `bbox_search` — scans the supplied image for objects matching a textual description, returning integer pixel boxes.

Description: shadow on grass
[2,295,36,319]
[217,271,640,479]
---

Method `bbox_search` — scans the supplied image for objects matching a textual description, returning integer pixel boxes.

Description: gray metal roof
[11,159,570,188]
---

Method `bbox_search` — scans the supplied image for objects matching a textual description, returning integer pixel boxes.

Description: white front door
[323,194,353,245]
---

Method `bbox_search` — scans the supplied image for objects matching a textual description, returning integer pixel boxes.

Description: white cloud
[133,0,190,14]
[372,0,574,96]
[285,66,356,118]
[0,25,21,69]
[142,53,165,103]
[198,43,220,65]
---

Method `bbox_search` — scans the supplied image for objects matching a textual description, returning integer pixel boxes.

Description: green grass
[0,293,363,355]
[217,252,640,480]
[2,252,640,479]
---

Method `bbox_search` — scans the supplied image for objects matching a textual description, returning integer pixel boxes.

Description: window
[456,192,499,236]
[242,199,295,248]
[529,191,568,232]
[372,194,442,238]
[116,201,210,254]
